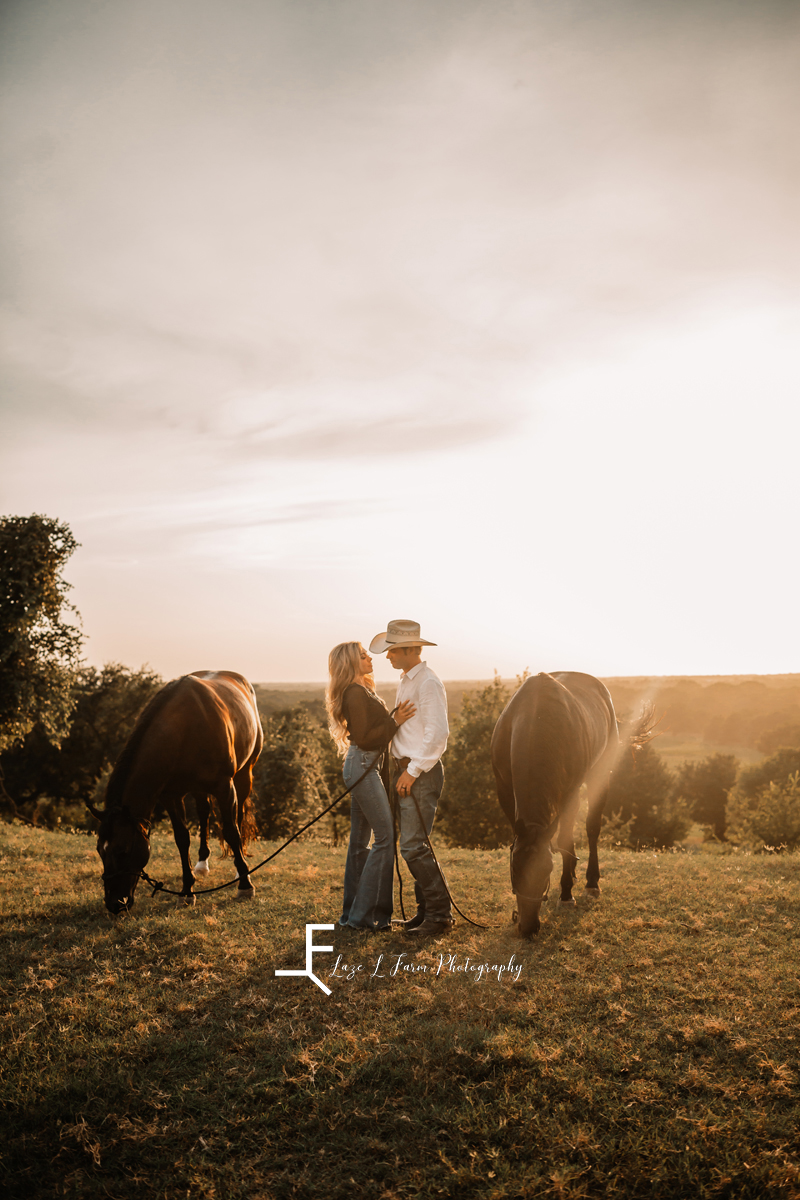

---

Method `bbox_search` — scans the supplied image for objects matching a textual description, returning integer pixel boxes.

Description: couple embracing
[325,620,452,938]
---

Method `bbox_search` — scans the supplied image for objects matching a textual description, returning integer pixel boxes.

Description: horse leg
[556,788,581,905]
[494,769,516,831]
[167,796,197,902]
[216,780,254,898]
[495,775,520,925]
[232,760,258,854]
[585,764,611,896]
[193,794,212,875]
[511,829,553,938]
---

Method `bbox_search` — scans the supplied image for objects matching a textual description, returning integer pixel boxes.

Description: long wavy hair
[326,641,384,756]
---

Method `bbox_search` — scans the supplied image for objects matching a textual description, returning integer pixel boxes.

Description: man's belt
[391,756,410,774]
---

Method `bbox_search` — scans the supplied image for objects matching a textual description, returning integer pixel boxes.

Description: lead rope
[140,748,386,899]
[141,719,496,929]
[408,788,492,930]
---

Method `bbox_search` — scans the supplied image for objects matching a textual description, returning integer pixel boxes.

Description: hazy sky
[2,0,799,683]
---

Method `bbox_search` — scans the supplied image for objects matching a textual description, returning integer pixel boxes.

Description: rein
[137,746,495,928]
[139,750,385,899]
[405,788,491,931]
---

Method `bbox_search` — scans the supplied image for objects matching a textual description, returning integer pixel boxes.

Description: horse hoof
[193,860,210,875]
[235,887,255,901]
[511,909,518,924]
[585,887,601,898]
[559,898,577,907]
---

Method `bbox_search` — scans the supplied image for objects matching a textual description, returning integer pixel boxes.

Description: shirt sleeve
[342,685,398,750]
[407,676,449,777]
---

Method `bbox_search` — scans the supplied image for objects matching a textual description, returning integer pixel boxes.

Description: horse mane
[104,677,188,810]
[512,674,581,829]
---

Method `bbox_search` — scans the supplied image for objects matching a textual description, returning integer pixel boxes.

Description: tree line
[2,515,799,852]
[435,676,800,853]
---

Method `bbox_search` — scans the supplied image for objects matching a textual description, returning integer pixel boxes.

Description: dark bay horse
[89,671,263,914]
[491,671,654,937]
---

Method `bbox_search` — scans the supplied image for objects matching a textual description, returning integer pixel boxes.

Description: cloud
[3,0,800,498]
[228,412,513,460]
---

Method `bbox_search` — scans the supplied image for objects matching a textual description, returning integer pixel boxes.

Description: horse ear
[86,802,104,821]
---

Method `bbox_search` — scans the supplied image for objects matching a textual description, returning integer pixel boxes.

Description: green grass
[1,824,798,1199]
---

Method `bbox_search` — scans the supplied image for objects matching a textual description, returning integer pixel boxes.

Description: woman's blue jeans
[340,746,394,930]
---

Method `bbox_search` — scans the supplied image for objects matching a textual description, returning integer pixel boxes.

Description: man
[369,619,452,936]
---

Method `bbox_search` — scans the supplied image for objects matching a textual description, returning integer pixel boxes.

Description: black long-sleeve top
[342,684,398,751]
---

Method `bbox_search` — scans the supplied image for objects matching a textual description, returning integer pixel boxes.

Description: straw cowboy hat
[369,619,437,654]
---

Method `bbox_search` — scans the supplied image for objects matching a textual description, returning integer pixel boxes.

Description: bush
[437,675,524,849]
[606,742,691,848]
[726,771,800,851]
[253,706,345,843]
[673,753,738,841]
[0,663,163,827]
[735,747,800,803]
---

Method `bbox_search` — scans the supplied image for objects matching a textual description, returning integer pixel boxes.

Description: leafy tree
[0,515,83,753]
[0,663,163,825]
[727,771,800,851]
[673,753,738,840]
[606,742,690,848]
[437,675,522,849]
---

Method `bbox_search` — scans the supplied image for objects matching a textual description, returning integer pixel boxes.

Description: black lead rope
[140,718,495,928]
[407,789,491,931]
[140,748,386,899]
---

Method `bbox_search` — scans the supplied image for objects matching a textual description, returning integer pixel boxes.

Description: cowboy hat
[369,619,437,654]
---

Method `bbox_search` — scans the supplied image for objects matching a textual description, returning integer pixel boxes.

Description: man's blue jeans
[397,761,450,922]
[340,746,394,930]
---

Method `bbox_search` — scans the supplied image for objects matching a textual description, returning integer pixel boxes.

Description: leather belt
[391,756,410,773]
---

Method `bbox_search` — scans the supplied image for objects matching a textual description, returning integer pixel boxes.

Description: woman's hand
[394,700,416,726]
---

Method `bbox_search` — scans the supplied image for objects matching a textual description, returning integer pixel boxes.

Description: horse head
[511,822,554,938]
[90,803,151,914]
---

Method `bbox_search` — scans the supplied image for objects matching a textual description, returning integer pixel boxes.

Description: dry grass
[1,824,799,1198]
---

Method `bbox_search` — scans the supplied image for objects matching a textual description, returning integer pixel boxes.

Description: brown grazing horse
[89,671,263,914]
[491,671,654,938]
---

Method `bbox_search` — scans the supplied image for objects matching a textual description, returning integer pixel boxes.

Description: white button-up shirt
[390,661,449,778]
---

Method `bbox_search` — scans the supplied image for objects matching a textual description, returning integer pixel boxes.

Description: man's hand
[395,769,417,797]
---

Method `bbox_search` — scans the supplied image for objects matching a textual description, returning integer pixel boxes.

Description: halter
[99,807,152,888]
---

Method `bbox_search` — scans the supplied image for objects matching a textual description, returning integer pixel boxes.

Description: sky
[2,0,799,684]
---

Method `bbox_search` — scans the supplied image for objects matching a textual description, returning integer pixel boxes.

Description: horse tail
[624,701,659,751]
[104,677,186,809]
[239,789,258,855]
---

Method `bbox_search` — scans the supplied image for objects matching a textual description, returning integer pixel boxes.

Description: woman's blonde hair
[326,641,383,756]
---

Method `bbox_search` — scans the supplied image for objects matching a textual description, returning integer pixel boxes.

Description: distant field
[650,735,764,768]
[2,825,798,1198]
[252,675,800,765]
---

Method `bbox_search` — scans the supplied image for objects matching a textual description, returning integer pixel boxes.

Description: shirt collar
[402,661,426,680]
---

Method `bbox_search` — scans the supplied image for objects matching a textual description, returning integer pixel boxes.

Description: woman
[326,642,415,931]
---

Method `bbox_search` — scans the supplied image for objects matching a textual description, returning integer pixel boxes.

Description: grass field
[1,824,798,1199]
